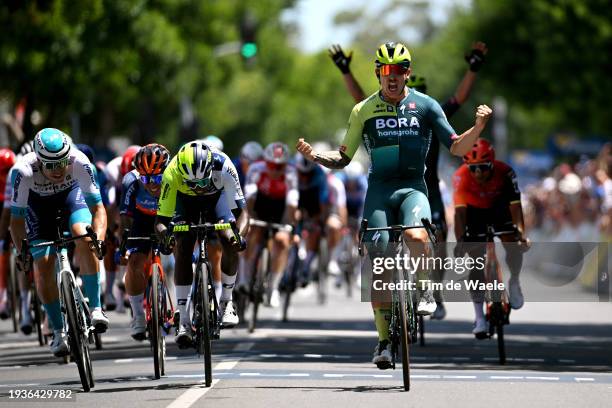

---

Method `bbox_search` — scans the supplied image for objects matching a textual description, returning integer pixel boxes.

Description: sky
[283,0,472,53]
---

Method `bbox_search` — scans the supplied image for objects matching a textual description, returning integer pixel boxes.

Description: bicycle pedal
[93,323,107,334]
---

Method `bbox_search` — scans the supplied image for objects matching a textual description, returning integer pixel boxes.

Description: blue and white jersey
[10,150,102,218]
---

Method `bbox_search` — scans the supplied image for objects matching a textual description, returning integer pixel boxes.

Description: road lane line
[239,373,261,376]
[525,376,559,381]
[214,342,256,370]
[443,375,477,379]
[289,373,310,377]
[575,378,595,382]
[491,376,524,380]
[166,379,219,408]
[115,358,134,363]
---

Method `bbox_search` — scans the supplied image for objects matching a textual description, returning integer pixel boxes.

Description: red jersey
[453,160,521,209]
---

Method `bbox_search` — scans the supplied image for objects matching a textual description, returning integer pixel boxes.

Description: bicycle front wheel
[32,289,44,346]
[398,284,411,391]
[151,264,165,379]
[197,262,213,387]
[61,271,93,392]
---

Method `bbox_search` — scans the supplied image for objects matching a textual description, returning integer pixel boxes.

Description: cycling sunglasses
[42,157,70,171]
[468,162,493,172]
[379,64,409,76]
[140,174,163,185]
[185,177,213,189]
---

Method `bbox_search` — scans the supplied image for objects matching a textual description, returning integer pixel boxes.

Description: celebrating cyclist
[298,41,492,368]
[453,139,530,338]
[330,41,488,319]
[10,128,108,357]
[119,144,170,341]
[241,142,298,307]
[155,141,247,348]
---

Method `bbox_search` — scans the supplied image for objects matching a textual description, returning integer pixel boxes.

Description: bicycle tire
[316,237,328,305]
[151,264,163,379]
[32,291,44,346]
[61,271,93,392]
[93,332,102,350]
[9,255,19,333]
[282,246,299,323]
[419,315,425,347]
[398,276,411,392]
[249,247,268,333]
[197,262,213,387]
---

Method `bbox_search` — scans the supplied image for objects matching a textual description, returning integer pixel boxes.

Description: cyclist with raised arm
[119,144,170,340]
[10,128,108,357]
[453,139,530,338]
[155,141,247,348]
[298,42,492,368]
[330,42,488,319]
[240,142,298,307]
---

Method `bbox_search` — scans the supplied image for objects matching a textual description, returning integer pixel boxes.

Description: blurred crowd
[522,143,612,241]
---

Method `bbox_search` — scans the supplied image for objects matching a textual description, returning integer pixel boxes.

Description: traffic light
[240,13,258,66]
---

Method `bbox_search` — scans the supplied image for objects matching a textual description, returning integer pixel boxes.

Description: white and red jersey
[102,156,122,206]
[326,172,346,215]
[244,161,299,207]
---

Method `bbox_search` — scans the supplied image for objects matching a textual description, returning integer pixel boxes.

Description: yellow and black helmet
[407,75,427,93]
[375,42,411,68]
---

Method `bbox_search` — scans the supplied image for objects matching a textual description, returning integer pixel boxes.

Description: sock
[43,299,63,332]
[221,273,236,302]
[81,274,101,309]
[214,281,222,304]
[20,289,31,318]
[373,308,391,342]
[269,270,283,292]
[128,294,145,317]
[473,301,484,321]
[176,285,191,325]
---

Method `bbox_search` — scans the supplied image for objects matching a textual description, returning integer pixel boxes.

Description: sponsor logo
[13,173,22,201]
[85,165,96,185]
[386,106,394,112]
[409,102,416,109]
[161,184,170,200]
[375,117,420,129]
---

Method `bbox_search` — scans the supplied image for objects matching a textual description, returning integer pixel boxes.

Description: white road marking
[166,379,219,408]
[115,358,134,363]
[575,378,595,382]
[303,354,322,358]
[214,342,256,370]
[288,373,310,377]
[525,376,559,381]
[0,341,39,350]
[0,383,40,387]
[491,376,524,380]
[240,373,261,376]
[443,375,478,379]
[412,375,441,379]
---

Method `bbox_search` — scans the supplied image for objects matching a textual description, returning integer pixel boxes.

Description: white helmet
[34,128,71,162]
[203,135,224,151]
[240,141,264,162]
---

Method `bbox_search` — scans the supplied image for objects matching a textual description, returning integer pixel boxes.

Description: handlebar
[249,219,293,233]
[119,228,159,257]
[357,218,437,256]
[21,226,103,262]
[463,224,518,241]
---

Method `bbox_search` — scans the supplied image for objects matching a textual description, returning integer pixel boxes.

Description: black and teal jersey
[340,89,457,183]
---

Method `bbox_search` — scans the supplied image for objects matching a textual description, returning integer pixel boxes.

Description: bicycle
[21,223,104,392]
[119,230,175,379]
[170,220,234,387]
[281,239,301,323]
[247,219,293,333]
[463,224,517,365]
[358,217,437,392]
[7,250,19,333]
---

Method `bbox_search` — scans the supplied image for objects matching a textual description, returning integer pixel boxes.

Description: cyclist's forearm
[91,203,107,242]
[282,205,298,226]
[449,124,486,157]
[9,218,26,252]
[509,202,525,235]
[343,73,367,103]
[236,209,249,237]
[119,215,133,233]
[312,150,351,169]
[454,207,467,241]
[453,70,477,105]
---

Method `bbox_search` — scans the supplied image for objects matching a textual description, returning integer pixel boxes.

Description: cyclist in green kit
[297,42,492,368]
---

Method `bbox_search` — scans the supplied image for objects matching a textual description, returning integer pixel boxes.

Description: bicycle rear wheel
[398,282,411,391]
[151,264,165,379]
[419,315,425,347]
[249,248,268,333]
[61,271,93,392]
[196,262,213,387]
